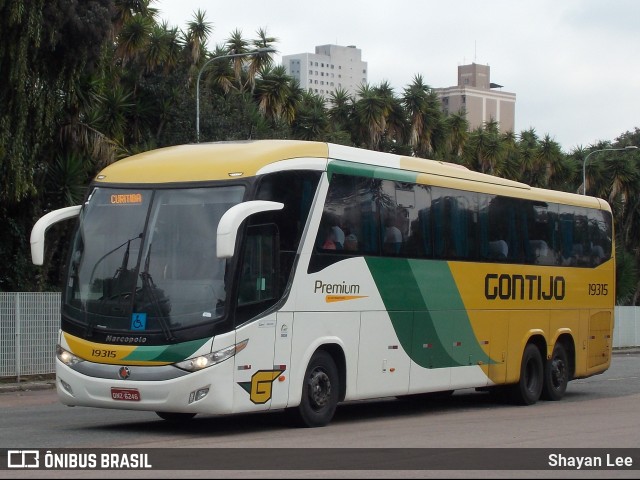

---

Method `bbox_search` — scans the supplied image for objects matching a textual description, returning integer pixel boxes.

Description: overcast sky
[155,0,640,152]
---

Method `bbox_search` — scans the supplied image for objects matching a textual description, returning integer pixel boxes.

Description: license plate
[111,387,141,401]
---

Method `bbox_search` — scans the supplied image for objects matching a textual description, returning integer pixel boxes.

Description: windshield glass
[63,185,245,336]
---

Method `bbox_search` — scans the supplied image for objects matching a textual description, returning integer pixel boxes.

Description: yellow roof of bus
[95,140,330,184]
[94,140,607,211]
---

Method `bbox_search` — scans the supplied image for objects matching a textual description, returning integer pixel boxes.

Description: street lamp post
[581,146,639,195]
[196,47,275,142]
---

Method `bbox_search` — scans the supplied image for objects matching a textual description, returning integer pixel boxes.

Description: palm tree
[403,75,431,156]
[226,29,250,90]
[292,91,329,140]
[116,13,153,66]
[200,45,238,95]
[517,128,541,184]
[254,65,298,125]
[353,83,386,150]
[145,22,182,73]
[113,0,156,36]
[327,88,354,138]
[463,123,502,174]
[444,110,469,160]
[185,9,212,67]
[93,84,135,146]
[535,134,565,188]
[376,81,406,150]
[246,28,278,93]
[499,130,520,180]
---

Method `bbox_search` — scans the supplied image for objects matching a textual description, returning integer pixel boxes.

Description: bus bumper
[55,358,235,415]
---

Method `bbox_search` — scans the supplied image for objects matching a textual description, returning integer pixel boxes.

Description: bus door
[232,224,281,412]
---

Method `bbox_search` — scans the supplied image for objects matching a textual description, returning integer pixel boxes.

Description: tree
[327,88,352,123]
[292,92,329,140]
[352,83,386,150]
[0,0,113,291]
[402,75,442,158]
[254,65,299,126]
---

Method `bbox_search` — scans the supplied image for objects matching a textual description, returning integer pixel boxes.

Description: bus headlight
[56,345,84,366]
[174,339,248,372]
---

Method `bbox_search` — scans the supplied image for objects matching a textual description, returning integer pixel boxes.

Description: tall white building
[282,44,368,100]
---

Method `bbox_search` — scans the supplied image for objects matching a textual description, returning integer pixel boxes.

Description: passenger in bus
[344,233,359,252]
[487,240,508,261]
[383,214,403,255]
[331,221,345,250]
[318,213,344,250]
[589,242,606,265]
[322,230,337,250]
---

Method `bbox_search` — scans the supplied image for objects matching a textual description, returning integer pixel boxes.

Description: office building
[435,63,516,133]
[283,44,368,100]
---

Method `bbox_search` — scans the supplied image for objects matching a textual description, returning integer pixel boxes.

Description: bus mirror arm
[217,201,284,258]
[30,205,82,265]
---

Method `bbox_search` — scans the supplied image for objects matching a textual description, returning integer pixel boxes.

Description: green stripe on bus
[328,160,419,183]
[122,337,209,363]
[365,257,494,369]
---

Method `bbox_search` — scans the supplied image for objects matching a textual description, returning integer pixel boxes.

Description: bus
[31,140,615,427]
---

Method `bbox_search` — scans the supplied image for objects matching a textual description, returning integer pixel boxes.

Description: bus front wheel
[541,343,569,401]
[509,343,543,405]
[291,350,339,427]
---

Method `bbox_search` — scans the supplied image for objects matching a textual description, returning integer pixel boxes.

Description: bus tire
[541,343,569,401]
[292,350,339,427]
[155,411,196,422]
[509,343,543,405]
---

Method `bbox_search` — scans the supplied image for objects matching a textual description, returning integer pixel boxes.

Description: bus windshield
[63,185,245,338]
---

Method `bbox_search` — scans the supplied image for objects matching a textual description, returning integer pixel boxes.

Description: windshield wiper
[84,233,143,337]
[139,244,175,342]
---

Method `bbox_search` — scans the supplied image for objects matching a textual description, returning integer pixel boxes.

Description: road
[1,351,639,477]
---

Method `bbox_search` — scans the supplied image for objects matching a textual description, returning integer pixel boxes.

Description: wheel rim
[550,356,567,390]
[307,367,331,411]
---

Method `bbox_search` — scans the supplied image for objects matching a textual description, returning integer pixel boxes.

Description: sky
[154,0,640,152]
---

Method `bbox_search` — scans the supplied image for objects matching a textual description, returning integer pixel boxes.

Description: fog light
[188,386,210,404]
[59,378,74,395]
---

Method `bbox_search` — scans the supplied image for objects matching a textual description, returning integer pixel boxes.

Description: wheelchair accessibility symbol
[131,313,147,331]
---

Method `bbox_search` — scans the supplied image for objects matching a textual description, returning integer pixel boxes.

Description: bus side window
[237,224,278,307]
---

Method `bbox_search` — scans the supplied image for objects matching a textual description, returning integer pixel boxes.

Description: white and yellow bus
[31,140,615,427]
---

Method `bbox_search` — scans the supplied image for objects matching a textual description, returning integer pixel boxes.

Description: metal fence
[0,292,61,379]
[613,306,640,348]
[1,292,639,379]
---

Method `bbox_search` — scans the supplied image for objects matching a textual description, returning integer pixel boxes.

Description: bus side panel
[357,311,411,398]
[505,310,549,384]
[271,311,294,409]
[464,310,509,385]
[586,310,613,373]
[408,309,450,394]
[288,312,361,406]
[232,314,277,414]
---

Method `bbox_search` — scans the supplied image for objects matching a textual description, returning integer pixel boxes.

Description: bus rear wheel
[291,350,339,428]
[509,343,543,405]
[541,343,569,401]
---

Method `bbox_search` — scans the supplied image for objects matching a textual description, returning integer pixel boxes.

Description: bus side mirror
[30,205,82,265]
[217,201,284,258]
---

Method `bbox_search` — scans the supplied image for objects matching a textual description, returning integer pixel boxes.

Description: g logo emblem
[238,370,284,404]
[118,366,131,380]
